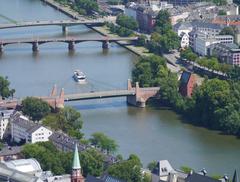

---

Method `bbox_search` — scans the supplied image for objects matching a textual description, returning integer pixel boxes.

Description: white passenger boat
[73,70,86,83]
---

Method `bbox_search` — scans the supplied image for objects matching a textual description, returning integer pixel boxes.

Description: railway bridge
[0,36,138,52]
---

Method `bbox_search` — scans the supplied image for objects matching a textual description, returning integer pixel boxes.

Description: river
[0,0,240,176]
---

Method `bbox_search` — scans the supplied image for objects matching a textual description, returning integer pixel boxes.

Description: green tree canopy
[90,132,118,154]
[75,0,98,15]
[116,14,139,30]
[0,76,15,99]
[22,97,51,121]
[154,10,172,34]
[80,148,105,176]
[43,106,83,139]
[219,26,235,36]
[108,154,143,182]
[132,55,167,87]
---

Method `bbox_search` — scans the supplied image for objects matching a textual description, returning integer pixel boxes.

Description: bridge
[0,80,160,109]
[0,19,105,33]
[0,37,138,52]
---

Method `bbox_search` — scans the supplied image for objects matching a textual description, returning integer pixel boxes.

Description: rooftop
[0,146,22,157]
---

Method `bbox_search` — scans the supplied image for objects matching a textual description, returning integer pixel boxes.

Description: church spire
[71,144,84,182]
[233,170,239,182]
[73,144,81,169]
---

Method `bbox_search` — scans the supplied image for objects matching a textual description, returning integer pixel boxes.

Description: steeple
[71,144,84,182]
[233,170,239,182]
[73,144,81,169]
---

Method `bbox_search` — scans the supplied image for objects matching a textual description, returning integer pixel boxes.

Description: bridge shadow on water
[67,100,127,110]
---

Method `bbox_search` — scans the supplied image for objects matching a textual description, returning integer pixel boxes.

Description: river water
[0,0,240,176]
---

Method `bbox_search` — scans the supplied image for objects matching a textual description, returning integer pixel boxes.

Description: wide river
[0,0,240,176]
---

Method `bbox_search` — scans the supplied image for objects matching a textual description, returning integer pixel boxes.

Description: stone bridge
[0,80,160,109]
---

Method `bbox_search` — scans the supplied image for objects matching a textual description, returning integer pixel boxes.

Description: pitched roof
[0,146,22,156]
[185,172,220,182]
[11,112,49,134]
[180,71,192,85]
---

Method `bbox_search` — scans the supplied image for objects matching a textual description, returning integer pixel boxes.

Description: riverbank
[40,0,151,57]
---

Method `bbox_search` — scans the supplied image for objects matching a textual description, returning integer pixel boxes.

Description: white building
[180,33,190,48]
[0,109,14,139]
[10,112,52,144]
[194,32,234,56]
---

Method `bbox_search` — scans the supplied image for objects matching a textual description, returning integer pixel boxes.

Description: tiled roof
[185,172,220,182]
[0,146,22,156]
[49,132,117,164]
[11,112,47,134]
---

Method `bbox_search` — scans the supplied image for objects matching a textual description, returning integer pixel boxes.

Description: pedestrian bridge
[0,80,160,109]
[0,19,104,30]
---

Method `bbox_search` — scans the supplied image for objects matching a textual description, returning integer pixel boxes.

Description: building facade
[0,109,14,139]
[210,43,240,66]
[10,112,52,144]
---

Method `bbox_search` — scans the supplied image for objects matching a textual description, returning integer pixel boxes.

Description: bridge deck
[0,37,138,45]
[64,90,136,101]
[0,19,104,29]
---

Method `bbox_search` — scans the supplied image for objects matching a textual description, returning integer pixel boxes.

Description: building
[194,33,234,56]
[125,2,173,32]
[71,144,84,182]
[49,132,117,165]
[179,71,196,97]
[180,33,190,48]
[3,158,42,174]
[10,112,52,144]
[0,109,14,139]
[185,172,220,182]
[210,43,240,66]
[0,146,22,162]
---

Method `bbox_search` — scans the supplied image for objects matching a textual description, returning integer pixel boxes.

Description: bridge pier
[127,82,146,108]
[102,41,109,49]
[68,41,75,51]
[0,44,3,53]
[32,42,39,52]
[62,26,68,34]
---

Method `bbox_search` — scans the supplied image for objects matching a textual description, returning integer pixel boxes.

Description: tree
[90,132,118,154]
[0,76,15,99]
[116,15,139,30]
[218,9,226,15]
[75,0,98,15]
[228,66,240,80]
[132,55,167,87]
[22,142,72,175]
[22,97,51,121]
[147,161,157,171]
[108,154,143,182]
[80,148,105,177]
[180,166,193,173]
[180,48,197,62]
[43,106,83,139]
[219,26,235,37]
[154,10,172,34]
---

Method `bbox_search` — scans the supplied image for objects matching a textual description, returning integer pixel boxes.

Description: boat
[73,70,86,83]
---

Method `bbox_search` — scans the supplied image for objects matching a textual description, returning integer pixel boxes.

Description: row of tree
[54,0,99,15]
[107,22,134,37]
[180,48,238,74]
